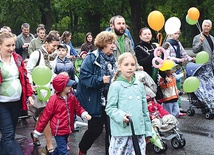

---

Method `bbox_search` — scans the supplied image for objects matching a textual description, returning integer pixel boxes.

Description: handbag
[28,94,47,117]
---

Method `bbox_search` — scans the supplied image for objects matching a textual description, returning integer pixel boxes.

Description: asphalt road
[15,95,214,155]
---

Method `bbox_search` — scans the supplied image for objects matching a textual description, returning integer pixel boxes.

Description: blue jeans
[0,100,23,155]
[53,135,69,155]
[163,101,180,117]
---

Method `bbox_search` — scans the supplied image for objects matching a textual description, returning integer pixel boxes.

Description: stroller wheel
[179,136,186,148]
[171,137,181,149]
[205,112,214,119]
[187,109,195,116]
[201,107,209,114]
[153,141,167,153]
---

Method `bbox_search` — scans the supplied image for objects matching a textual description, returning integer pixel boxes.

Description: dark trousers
[79,107,110,155]
[0,100,23,155]
[53,135,69,155]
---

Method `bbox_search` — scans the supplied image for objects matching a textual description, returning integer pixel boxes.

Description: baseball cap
[53,74,75,93]
[80,51,87,57]
[58,44,68,50]
[66,79,76,87]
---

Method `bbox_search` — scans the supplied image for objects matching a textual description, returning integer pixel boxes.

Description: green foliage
[0,0,214,47]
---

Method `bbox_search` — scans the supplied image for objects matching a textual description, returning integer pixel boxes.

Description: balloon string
[196,22,202,34]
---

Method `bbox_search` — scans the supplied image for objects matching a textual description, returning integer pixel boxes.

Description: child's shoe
[178,112,186,118]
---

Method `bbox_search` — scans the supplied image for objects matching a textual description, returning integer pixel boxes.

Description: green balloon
[186,15,198,25]
[36,86,51,102]
[32,66,52,85]
[183,76,200,93]
[196,51,209,64]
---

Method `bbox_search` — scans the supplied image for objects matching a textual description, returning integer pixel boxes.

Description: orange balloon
[148,11,165,31]
[188,7,200,20]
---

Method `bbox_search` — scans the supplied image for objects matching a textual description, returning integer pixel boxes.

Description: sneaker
[178,113,186,118]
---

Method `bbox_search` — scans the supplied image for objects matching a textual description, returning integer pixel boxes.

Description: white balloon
[164,17,181,35]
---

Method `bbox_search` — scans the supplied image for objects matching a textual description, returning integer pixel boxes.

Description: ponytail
[113,70,121,82]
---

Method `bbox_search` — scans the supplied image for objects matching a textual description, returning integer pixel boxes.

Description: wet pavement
[15,95,214,155]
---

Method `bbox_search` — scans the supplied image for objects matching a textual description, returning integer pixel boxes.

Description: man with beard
[112,15,135,60]
[192,19,214,67]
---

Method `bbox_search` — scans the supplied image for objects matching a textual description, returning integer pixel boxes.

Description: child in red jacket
[32,73,91,155]
[147,95,178,132]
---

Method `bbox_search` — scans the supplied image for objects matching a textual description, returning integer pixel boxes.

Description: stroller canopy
[185,62,202,77]
[191,62,214,108]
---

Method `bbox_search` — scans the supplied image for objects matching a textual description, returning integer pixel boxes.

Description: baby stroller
[185,62,214,119]
[148,98,186,154]
[135,71,186,153]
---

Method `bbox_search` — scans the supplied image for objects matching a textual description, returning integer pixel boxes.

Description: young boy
[54,44,76,84]
[159,68,180,118]
[32,73,91,155]
[54,44,79,134]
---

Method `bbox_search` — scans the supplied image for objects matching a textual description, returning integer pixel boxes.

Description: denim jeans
[0,100,23,155]
[53,134,69,155]
[163,101,180,117]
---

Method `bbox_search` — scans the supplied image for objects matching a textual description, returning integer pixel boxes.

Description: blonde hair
[113,53,137,82]
[0,33,15,45]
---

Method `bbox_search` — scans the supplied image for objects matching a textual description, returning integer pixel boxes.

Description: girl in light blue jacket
[105,53,152,155]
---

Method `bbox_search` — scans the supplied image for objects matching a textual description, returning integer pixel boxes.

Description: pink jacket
[148,100,169,119]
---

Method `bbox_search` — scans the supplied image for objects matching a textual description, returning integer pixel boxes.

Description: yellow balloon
[159,60,174,71]
[188,7,200,20]
[148,11,165,31]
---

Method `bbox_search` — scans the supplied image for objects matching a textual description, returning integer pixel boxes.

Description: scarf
[99,50,117,105]
[40,48,57,69]
[99,51,117,79]
[166,39,180,58]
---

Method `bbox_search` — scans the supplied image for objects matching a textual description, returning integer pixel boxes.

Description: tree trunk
[40,0,52,32]
[87,12,101,37]
[129,0,142,44]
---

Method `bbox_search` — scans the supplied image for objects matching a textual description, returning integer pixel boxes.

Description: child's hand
[84,114,92,120]
[123,114,131,123]
[137,66,144,71]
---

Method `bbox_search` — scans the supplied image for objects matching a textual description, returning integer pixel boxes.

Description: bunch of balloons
[186,7,200,25]
[152,47,174,71]
[32,66,52,102]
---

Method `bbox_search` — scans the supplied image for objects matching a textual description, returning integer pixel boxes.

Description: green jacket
[105,76,152,137]
[74,58,83,77]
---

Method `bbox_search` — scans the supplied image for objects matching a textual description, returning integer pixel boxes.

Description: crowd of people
[0,15,213,155]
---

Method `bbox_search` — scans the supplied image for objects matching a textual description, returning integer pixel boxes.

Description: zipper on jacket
[65,98,71,132]
[55,119,60,136]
